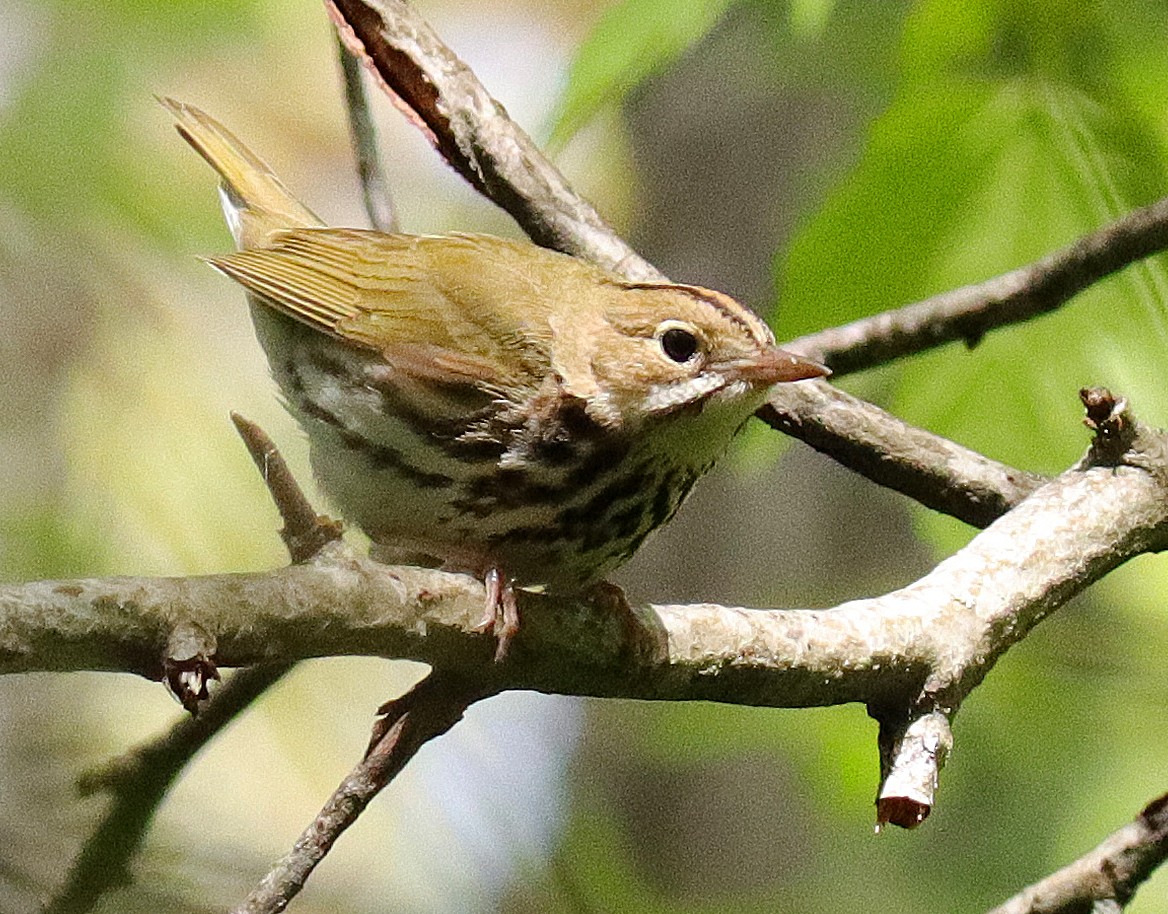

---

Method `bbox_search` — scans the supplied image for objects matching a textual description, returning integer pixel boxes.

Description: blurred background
[3,0,1168,911]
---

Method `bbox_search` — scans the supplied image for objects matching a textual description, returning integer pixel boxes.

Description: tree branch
[791,195,1168,375]
[5,411,1165,712]
[42,419,340,912]
[43,664,293,914]
[323,0,1168,388]
[324,0,663,280]
[336,30,399,233]
[231,413,344,564]
[6,394,1165,835]
[233,671,492,914]
[987,792,1168,914]
[758,379,1047,528]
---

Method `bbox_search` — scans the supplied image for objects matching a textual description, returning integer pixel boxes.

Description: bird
[163,98,828,659]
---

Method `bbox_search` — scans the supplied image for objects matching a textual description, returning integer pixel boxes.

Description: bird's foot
[474,568,520,662]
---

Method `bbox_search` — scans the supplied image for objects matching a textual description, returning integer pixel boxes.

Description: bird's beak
[730,346,830,387]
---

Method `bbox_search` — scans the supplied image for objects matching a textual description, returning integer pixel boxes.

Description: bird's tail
[160,97,320,248]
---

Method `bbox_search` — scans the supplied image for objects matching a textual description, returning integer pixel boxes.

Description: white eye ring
[655,321,702,364]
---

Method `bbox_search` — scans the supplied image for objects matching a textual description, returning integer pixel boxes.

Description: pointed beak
[730,346,830,387]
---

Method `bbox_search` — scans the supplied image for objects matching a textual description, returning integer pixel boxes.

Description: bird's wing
[208,229,556,396]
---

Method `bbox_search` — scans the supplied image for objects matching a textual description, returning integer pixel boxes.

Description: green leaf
[548,0,737,149]
[775,83,996,339]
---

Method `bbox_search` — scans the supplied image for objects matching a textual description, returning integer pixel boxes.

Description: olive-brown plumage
[164,98,828,657]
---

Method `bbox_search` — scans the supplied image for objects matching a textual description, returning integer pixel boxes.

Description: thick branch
[5,428,1166,711]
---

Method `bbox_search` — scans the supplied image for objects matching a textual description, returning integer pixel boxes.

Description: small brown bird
[164,98,828,658]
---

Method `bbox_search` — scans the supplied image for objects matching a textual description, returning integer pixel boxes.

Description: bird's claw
[475,568,520,661]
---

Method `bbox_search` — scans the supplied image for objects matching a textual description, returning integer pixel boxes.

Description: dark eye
[659,326,700,363]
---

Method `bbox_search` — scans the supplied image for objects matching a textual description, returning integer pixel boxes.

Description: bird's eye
[658,325,701,364]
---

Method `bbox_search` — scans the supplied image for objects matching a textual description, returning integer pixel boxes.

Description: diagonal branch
[43,420,340,913]
[987,792,1168,914]
[336,31,399,233]
[323,0,1168,386]
[233,671,493,914]
[43,664,293,914]
[758,379,1047,528]
[792,195,1168,375]
[324,0,663,280]
[231,413,344,563]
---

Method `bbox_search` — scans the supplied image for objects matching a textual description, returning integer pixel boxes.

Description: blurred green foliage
[0,0,261,242]
[548,0,736,148]
[770,0,1168,550]
[3,0,1168,913]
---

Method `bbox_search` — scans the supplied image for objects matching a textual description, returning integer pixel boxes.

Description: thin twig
[44,664,293,914]
[232,671,494,914]
[336,31,399,232]
[792,195,1168,375]
[231,413,343,562]
[987,792,1168,914]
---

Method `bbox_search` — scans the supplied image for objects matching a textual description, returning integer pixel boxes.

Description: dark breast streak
[283,357,455,489]
[480,459,705,583]
[281,347,705,587]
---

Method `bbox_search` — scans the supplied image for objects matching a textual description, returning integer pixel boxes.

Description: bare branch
[321,0,1168,394]
[988,792,1168,914]
[45,422,334,912]
[792,195,1168,375]
[5,419,1165,713]
[8,401,1167,855]
[336,31,399,233]
[758,380,1047,528]
[234,671,491,914]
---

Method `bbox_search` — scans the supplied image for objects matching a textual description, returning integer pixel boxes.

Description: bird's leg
[476,567,520,661]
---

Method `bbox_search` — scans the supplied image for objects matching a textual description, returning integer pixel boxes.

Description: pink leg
[475,568,520,661]
[494,580,520,662]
